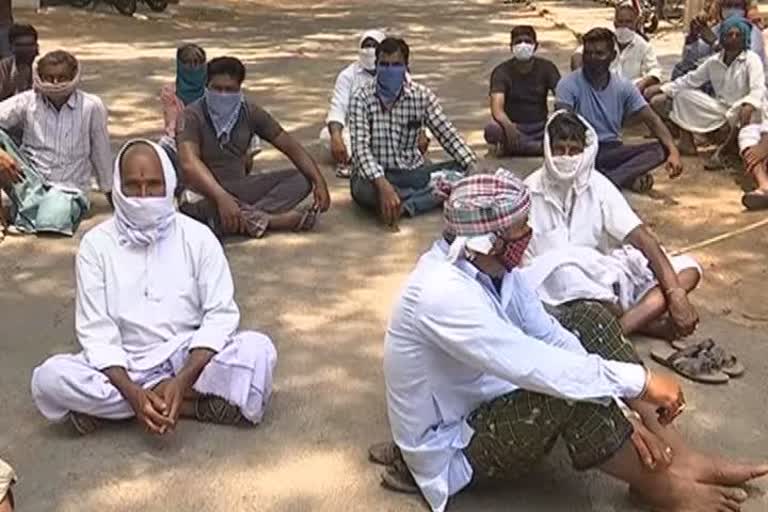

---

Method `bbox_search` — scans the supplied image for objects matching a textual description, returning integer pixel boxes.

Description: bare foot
[638,315,679,342]
[633,477,748,512]
[676,452,768,486]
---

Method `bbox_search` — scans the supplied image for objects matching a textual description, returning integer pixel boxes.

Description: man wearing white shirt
[738,95,768,209]
[647,16,765,169]
[372,173,766,512]
[30,140,277,435]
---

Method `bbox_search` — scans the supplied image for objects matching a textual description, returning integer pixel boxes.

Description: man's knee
[484,121,504,145]
[350,175,378,211]
[30,356,74,414]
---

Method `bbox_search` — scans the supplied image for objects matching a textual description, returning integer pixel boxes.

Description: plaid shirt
[349,80,476,180]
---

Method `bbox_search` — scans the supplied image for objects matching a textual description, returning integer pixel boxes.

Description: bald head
[120,142,166,198]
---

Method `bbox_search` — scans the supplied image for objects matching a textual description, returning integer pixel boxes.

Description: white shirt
[76,214,240,371]
[577,33,662,84]
[524,169,642,259]
[385,241,646,512]
[325,61,376,127]
[661,50,766,110]
[0,89,113,193]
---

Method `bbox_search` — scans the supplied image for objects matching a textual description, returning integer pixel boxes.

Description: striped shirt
[0,89,113,192]
[349,80,476,181]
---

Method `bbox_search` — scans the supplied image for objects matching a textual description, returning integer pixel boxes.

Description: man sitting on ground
[0,458,14,512]
[556,28,682,193]
[484,25,560,157]
[372,172,767,512]
[178,56,330,238]
[737,96,768,210]
[646,16,764,170]
[31,140,278,435]
[523,111,701,341]
[0,24,37,102]
[349,37,476,229]
[571,3,662,98]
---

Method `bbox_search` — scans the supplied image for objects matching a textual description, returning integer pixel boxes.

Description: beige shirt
[577,33,662,84]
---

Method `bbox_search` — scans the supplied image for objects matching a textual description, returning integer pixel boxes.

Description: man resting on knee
[31,140,277,435]
[523,111,701,341]
[371,173,767,512]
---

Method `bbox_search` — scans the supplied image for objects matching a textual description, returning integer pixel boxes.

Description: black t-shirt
[489,57,561,124]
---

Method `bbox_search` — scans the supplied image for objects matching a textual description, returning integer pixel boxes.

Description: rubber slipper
[630,174,654,193]
[293,206,319,232]
[368,441,402,466]
[742,190,768,211]
[380,460,419,494]
[70,412,103,436]
[651,345,729,384]
[671,339,745,378]
[704,153,727,171]
[335,164,351,179]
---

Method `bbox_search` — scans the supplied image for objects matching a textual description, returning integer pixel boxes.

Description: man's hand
[743,143,768,174]
[700,23,717,46]
[504,123,520,153]
[641,370,686,425]
[665,149,684,179]
[126,386,173,435]
[739,104,756,128]
[312,179,331,212]
[667,288,699,337]
[155,377,188,428]
[215,192,244,235]
[0,149,22,188]
[628,415,673,471]
[374,177,401,229]
[330,133,350,165]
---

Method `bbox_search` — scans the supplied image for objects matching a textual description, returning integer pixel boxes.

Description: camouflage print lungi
[464,300,642,480]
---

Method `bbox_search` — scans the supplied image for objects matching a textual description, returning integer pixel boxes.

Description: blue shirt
[555,70,647,143]
[384,240,646,512]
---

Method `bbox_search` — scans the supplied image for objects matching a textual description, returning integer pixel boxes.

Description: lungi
[464,301,638,479]
[669,89,749,134]
[31,331,277,425]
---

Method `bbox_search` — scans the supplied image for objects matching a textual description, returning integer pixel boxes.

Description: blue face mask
[376,64,407,106]
[722,7,745,20]
[204,89,244,143]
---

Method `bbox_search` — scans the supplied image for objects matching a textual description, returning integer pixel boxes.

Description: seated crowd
[2,1,768,510]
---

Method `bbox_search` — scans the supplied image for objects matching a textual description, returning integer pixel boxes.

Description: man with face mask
[556,28,682,193]
[484,25,560,157]
[31,140,278,436]
[571,4,661,98]
[178,56,331,239]
[348,37,477,228]
[0,24,38,102]
[523,111,701,342]
[321,30,386,178]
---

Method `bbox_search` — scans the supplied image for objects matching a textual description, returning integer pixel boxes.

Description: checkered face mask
[499,229,533,271]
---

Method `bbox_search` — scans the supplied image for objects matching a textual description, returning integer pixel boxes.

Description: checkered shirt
[349,80,476,180]
[444,173,531,236]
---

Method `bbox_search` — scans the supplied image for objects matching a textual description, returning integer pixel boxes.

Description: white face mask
[550,154,582,181]
[512,42,535,61]
[359,47,377,71]
[614,26,635,45]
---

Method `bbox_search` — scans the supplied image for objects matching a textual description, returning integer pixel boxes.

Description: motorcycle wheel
[146,0,168,12]
[70,0,92,7]
[114,0,137,15]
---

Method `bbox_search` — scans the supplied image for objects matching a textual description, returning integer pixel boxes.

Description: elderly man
[571,3,662,98]
[556,28,682,193]
[349,37,477,228]
[523,111,701,342]
[484,25,561,157]
[31,140,277,435]
[178,56,330,238]
[373,172,766,512]
[647,16,765,169]
[0,459,14,512]
[0,24,38,102]
[738,97,768,209]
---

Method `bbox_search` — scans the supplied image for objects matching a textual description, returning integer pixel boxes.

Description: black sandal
[194,396,245,425]
[651,341,730,384]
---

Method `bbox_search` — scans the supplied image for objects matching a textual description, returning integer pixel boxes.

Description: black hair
[510,25,537,43]
[582,27,617,50]
[548,112,588,146]
[9,23,37,44]
[207,56,246,84]
[376,37,410,65]
[38,50,78,75]
[177,43,206,63]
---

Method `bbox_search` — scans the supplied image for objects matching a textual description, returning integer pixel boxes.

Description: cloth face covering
[359,47,377,71]
[376,64,407,106]
[33,60,80,104]
[500,229,533,270]
[512,42,535,61]
[113,139,177,247]
[614,27,635,45]
[176,61,206,105]
[205,88,245,143]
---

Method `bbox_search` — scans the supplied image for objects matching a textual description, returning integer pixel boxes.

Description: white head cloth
[113,139,177,247]
[360,29,386,47]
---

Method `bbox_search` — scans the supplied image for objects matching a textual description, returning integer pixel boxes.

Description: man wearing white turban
[30,140,277,435]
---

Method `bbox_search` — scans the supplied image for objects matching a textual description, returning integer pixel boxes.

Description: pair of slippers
[651,338,744,384]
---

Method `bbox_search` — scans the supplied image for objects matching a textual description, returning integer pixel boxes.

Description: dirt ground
[1,0,767,511]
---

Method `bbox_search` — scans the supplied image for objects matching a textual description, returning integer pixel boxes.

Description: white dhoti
[738,122,764,152]
[670,89,745,134]
[31,331,277,425]
[522,245,702,311]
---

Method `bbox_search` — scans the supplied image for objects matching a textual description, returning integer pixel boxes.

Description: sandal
[671,339,744,378]
[293,206,319,232]
[368,441,402,466]
[380,459,419,494]
[70,412,103,436]
[742,190,768,211]
[704,153,727,171]
[630,174,654,194]
[335,164,351,179]
[194,396,244,425]
[651,342,730,384]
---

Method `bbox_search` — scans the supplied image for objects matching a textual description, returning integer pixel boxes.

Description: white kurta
[319,61,375,151]
[661,50,766,133]
[31,214,277,424]
[576,34,662,85]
